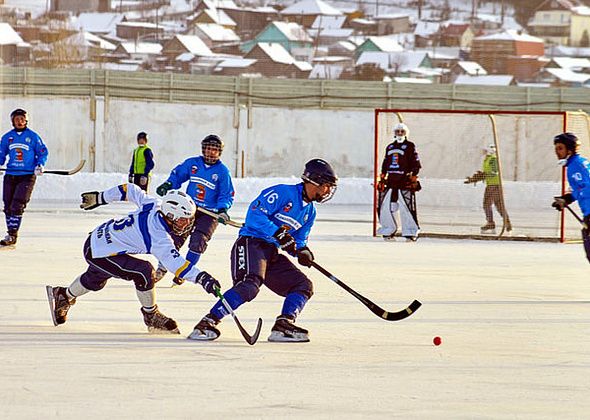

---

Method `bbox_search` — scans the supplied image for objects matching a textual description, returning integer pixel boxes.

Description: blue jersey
[566,153,590,216]
[166,156,234,211]
[239,183,316,249]
[0,128,48,175]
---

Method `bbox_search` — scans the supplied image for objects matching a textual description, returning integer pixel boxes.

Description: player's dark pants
[170,212,218,254]
[130,174,149,192]
[2,173,36,233]
[79,236,155,292]
[582,215,590,264]
[483,185,509,223]
[229,236,313,301]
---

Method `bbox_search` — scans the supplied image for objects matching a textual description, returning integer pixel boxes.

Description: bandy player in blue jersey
[46,184,221,334]
[188,159,338,343]
[154,134,234,283]
[552,132,590,262]
[0,109,48,248]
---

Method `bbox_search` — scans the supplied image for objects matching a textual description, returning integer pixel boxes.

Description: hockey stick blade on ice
[0,159,85,176]
[196,207,244,228]
[310,262,421,321]
[214,286,262,345]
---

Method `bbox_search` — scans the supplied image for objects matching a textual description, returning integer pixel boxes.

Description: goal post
[373,109,589,241]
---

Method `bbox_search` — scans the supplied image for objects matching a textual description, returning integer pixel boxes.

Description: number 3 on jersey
[113,215,135,231]
[196,184,206,202]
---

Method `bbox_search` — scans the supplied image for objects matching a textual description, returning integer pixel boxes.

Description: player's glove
[296,246,314,267]
[80,191,106,210]
[217,209,230,225]
[139,176,148,186]
[552,193,574,211]
[156,181,173,197]
[196,271,221,295]
[273,226,296,255]
[406,174,421,192]
[34,165,44,176]
[128,174,134,183]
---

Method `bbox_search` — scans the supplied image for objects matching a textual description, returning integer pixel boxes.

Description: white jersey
[89,184,202,283]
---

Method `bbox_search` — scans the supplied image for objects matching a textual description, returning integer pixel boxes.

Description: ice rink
[1,202,590,419]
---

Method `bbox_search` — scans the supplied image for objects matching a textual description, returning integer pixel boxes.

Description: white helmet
[160,190,197,235]
[393,123,409,142]
[486,144,497,155]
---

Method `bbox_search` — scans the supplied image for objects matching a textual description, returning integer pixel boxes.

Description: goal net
[373,109,590,241]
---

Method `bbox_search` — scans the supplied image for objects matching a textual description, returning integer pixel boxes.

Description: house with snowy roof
[240,21,313,54]
[280,0,343,28]
[161,34,213,60]
[438,22,474,48]
[540,67,590,86]
[213,57,258,76]
[190,23,240,52]
[74,13,126,37]
[546,56,590,71]
[373,14,411,36]
[0,22,31,64]
[244,42,312,78]
[189,8,237,30]
[355,36,403,59]
[355,50,431,77]
[528,0,590,47]
[471,30,545,79]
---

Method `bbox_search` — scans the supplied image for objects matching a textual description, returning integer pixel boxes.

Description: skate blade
[147,326,180,335]
[267,331,310,343]
[45,286,58,326]
[186,329,218,341]
[0,244,15,251]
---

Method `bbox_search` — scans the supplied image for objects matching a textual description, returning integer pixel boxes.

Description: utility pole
[418,0,422,20]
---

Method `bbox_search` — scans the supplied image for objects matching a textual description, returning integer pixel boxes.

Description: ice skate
[0,232,17,249]
[141,306,180,334]
[404,236,418,242]
[46,286,76,326]
[382,234,396,242]
[268,315,309,343]
[187,315,220,341]
[480,222,496,234]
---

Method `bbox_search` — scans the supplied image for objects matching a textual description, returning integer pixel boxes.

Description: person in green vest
[464,144,512,234]
[128,131,154,192]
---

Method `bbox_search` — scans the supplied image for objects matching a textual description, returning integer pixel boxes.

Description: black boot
[268,315,309,343]
[141,306,180,334]
[0,230,17,246]
[187,314,221,341]
[46,286,76,326]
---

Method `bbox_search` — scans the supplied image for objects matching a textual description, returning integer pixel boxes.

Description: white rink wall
[17,173,561,210]
[0,96,567,180]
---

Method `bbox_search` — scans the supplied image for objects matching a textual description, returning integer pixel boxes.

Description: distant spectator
[128,131,154,192]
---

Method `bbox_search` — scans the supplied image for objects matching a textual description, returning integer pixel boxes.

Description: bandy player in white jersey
[46,183,221,334]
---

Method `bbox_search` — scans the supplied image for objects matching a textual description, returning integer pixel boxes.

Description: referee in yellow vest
[128,131,154,192]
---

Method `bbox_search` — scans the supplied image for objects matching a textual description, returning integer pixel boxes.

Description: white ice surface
[1,200,589,419]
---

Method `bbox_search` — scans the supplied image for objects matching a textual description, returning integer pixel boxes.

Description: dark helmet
[302,159,338,203]
[10,108,27,129]
[137,131,148,141]
[553,132,580,152]
[201,134,224,164]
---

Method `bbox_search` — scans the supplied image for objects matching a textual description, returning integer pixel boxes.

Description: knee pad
[292,277,314,300]
[233,277,261,302]
[80,273,107,291]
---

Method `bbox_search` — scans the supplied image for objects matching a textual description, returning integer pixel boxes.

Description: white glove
[34,165,44,176]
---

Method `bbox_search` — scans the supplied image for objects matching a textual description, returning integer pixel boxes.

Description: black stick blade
[382,299,422,321]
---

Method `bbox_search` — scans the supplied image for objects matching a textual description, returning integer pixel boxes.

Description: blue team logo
[8,137,13,143]
[25,137,31,143]
[191,166,198,175]
[283,202,292,212]
[401,144,407,150]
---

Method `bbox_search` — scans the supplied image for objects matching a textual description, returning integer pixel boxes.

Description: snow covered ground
[1,196,589,418]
